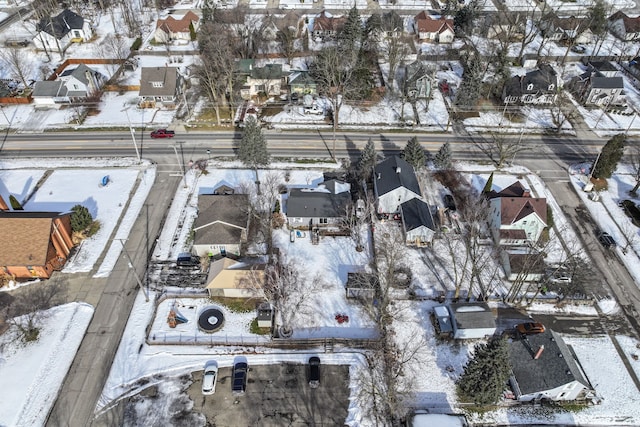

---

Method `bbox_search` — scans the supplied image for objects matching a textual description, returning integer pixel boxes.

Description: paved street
[46,169,180,427]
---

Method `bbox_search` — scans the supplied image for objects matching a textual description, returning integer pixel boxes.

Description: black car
[176,253,199,268]
[232,361,248,396]
[308,357,320,388]
[597,231,616,248]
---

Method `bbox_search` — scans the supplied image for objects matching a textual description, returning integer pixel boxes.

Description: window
[152,81,163,88]
[527,83,534,91]
[548,84,555,90]
[320,218,328,224]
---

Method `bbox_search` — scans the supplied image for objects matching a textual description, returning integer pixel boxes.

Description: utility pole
[117,239,149,302]
[121,107,141,162]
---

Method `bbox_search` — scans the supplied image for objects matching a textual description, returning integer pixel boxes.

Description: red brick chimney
[534,345,545,360]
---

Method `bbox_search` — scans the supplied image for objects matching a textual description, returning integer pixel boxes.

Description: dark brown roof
[414,13,453,34]
[500,198,547,226]
[157,11,199,33]
[610,11,640,33]
[0,212,63,266]
[313,11,346,33]
[487,181,529,199]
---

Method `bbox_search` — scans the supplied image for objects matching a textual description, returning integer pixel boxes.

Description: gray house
[449,302,496,340]
[509,330,594,402]
[192,194,249,257]
[286,179,351,229]
[34,9,93,52]
[404,61,433,100]
[502,64,559,105]
[569,67,625,109]
[400,198,436,246]
[32,64,106,108]
[138,66,183,109]
[373,156,422,216]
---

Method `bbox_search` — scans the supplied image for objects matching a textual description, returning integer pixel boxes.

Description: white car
[202,361,218,395]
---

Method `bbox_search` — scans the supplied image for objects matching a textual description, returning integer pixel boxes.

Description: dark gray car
[308,357,320,389]
[232,361,248,396]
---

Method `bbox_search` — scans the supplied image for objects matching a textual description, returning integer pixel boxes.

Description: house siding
[518,380,588,402]
[193,243,241,258]
[377,188,421,214]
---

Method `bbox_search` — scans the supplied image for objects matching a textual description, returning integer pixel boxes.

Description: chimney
[396,166,401,174]
[523,188,531,198]
[534,345,545,360]
[377,173,381,180]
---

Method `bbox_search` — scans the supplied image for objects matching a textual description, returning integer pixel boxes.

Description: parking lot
[188,362,350,426]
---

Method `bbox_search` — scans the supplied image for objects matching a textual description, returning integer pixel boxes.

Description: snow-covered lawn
[0,303,94,427]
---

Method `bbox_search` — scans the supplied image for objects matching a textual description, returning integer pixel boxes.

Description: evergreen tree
[402,136,426,170]
[457,336,511,405]
[593,133,625,179]
[9,195,23,210]
[339,6,363,53]
[482,171,494,193]
[434,142,453,170]
[358,138,377,181]
[455,55,483,108]
[70,204,93,232]
[237,116,270,184]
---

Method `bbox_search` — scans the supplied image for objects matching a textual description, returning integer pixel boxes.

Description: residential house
[192,194,250,257]
[509,330,594,402]
[379,11,405,39]
[32,64,106,108]
[138,67,183,109]
[205,257,265,298]
[286,179,352,229]
[608,11,640,41]
[404,60,433,100]
[539,14,591,44]
[153,11,200,44]
[480,12,524,41]
[312,10,346,39]
[0,212,74,280]
[259,14,280,41]
[502,64,559,105]
[399,198,436,246]
[449,302,497,340]
[569,67,626,109]
[240,63,284,100]
[373,156,422,216]
[413,12,455,43]
[288,71,318,95]
[501,249,546,282]
[34,9,92,53]
[488,184,547,245]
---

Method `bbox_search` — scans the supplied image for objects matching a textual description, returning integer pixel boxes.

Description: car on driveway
[308,356,320,388]
[597,231,616,248]
[516,322,545,335]
[232,359,248,396]
[202,361,218,395]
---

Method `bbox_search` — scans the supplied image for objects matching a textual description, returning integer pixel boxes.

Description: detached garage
[449,302,496,340]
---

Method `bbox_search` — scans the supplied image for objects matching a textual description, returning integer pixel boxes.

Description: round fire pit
[198,306,224,333]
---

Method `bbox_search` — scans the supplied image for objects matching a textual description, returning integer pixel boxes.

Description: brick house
[0,212,75,279]
[153,11,200,44]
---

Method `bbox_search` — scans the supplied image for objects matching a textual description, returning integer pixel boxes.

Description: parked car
[516,322,545,335]
[571,45,586,54]
[150,128,175,138]
[201,361,218,395]
[232,360,248,396]
[176,253,199,268]
[597,231,616,248]
[308,356,320,388]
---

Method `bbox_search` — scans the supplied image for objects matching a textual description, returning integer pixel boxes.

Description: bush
[70,205,93,232]
[620,200,640,227]
[131,37,142,51]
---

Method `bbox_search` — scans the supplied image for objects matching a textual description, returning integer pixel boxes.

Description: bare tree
[472,132,531,168]
[262,254,325,337]
[515,11,540,59]
[628,146,640,195]
[276,27,298,65]
[98,34,131,80]
[0,48,34,88]
[381,35,410,94]
[6,281,66,342]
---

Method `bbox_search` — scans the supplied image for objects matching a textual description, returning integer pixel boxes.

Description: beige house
[205,257,265,298]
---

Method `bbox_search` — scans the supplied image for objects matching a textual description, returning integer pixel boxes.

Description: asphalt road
[18,129,635,426]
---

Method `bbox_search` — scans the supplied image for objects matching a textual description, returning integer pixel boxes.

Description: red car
[516,322,545,335]
[150,129,175,138]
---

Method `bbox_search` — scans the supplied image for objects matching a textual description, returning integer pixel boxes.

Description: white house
[34,9,92,53]
[489,197,547,245]
[32,64,106,108]
[153,11,200,44]
[413,12,455,43]
[608,11,640,41]
[373,156,423,216]
[400,198,436,246]
[509,330,594,402]
[286,179,351,229]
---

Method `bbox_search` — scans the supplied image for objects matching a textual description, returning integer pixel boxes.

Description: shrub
[70,205,93,232]
[131,37,142,51]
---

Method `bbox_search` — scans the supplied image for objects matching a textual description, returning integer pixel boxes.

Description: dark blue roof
[37,9,85,39]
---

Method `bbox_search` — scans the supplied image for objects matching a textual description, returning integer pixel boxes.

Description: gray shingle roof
[194,194,249,245]
[59,64,98,85]
[449,302,496,330]
[37,9,85,39]
[32,81,67,97]
[591,76,624,89]
[139,67,179,97]
[373,156,421,197]
[287,187,351,218]
[400,198,435,232]
[509,329,590,397]
[504,64,557,98]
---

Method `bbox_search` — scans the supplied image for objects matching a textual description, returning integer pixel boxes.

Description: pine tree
[457,336,511,405]
[593,133,625,179]
[358,138,377,181]
[339,5,363,52]
[401,136,426,170]
[434,142,453,170]
[482,171,494,193]
[237,116,270,174]
[70,204,93,232]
